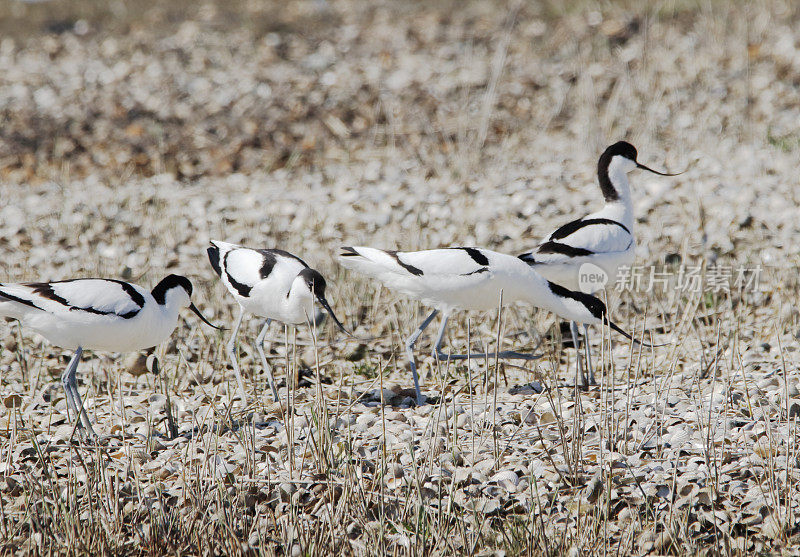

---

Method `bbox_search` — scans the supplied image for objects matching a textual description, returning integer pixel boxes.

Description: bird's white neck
[598,161,634,230]
[159,302,182,320]
[501,265,601,325]
[284,286,316,323]
[520,276,600,325]
[150,295,183,326]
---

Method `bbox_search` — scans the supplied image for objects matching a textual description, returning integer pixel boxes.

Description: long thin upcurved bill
[636,162,683,176]
[189,302,225,330]
[317,297,352,336]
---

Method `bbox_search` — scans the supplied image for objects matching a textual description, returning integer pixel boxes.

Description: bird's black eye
[299,268,326,298]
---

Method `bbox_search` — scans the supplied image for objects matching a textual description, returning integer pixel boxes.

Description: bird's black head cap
[547,281,607,321]
[597,141,638,201]
[152,274,193,304]
[602,141,638,162]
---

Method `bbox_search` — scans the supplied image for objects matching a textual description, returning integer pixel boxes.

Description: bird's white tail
[338,246,402,280]
[0,287,28,321]
[207,240,240,277]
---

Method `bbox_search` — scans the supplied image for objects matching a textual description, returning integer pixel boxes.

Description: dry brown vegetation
[1,0,800,555]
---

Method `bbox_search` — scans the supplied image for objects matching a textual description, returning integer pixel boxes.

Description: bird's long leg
[225,306,249,404]
[583,323,596,385]
[431,312,450,360]
[404,309,439,405]
[62,347,97,438]
[571,321,587,387]
[433,313,540,362]
[60,349,81,423]
[255,319,280,402]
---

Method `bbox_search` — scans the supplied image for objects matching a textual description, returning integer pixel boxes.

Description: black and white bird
[207,240,350,403]
[518,141,677,386]
[339,246,645,404]
[0,274,220,437]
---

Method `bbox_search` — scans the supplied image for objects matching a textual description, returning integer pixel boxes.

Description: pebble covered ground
[0,0,799,554]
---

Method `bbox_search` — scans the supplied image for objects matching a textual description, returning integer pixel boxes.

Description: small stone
[278,483,296,502]
[124,353,150,377]
[490,470,519,491]
[3,337,18,352]
[345,344,368,362]
[584,471,603,503]
[3,394,23,409]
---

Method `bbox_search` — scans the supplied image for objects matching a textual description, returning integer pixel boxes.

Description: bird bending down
[338,246,646,404]
[518,141,679,386]
[0,274,220,437]
[207,240,350,404]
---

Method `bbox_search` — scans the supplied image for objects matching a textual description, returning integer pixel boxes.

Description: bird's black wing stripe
[0,289,43,312]
[266,249,308,267]
[461,267,489,276]
[207,246,222,277]
[258,251,278,280]
[449,247,490,266]
[256,249,309,280]
[549,218,630,241]
[279,249,309,268]
[386,251,424,276]
[115,280,146,310]
[536,242,594,257]
[223,251,253,297]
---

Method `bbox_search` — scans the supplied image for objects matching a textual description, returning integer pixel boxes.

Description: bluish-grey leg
[433,312,540,362]
[255,319,280,402]
[431,312,450,359]
[60,349,80,420]
[570,321,587,387]
[404,309,439,405]
[225,306,248,404]
[61,347,96,438]
[583,323,596,385]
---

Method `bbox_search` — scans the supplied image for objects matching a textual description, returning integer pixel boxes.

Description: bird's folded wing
[520,218,633,264]
[255,249,309,277]
[226,248,308,285]
[221,248,270,292]
[0,279,145,318]
[342,247,492,278]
